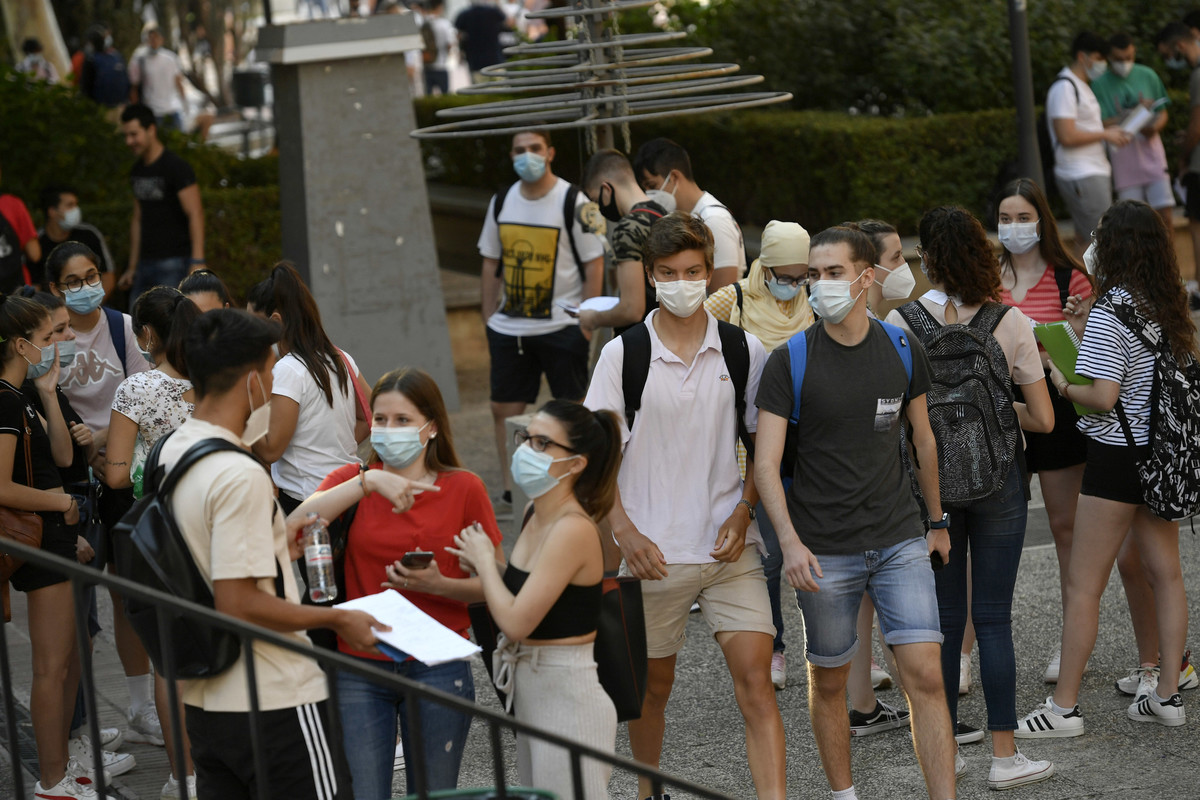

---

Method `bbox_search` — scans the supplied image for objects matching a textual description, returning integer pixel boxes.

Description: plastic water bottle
[302,513,337,603]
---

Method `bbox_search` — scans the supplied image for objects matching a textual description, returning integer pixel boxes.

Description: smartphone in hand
[401,550,434,569]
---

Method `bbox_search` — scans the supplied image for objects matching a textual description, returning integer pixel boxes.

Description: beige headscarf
[729,220,815,351]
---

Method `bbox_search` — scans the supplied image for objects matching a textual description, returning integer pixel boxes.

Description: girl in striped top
[1018,200,1197,737]
[995,178,1093,684]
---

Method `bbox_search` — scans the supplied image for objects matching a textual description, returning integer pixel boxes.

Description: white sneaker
[1015,696,1084,738]
[34,770,116,799]
[1115,664,1159,696]
[98,727,123,752]
[1128,692,1186,727]
[959,652,971,695]
[955,749,967,780]
[988,750,1055,790]
[126,705,165,746]
[870,659,893,690]
[66,755,111,787]
[69,736,136,777]
[161,773,197,800]
[394,740,405,771]
[770,651,786,690]
[1043,648,1061,683]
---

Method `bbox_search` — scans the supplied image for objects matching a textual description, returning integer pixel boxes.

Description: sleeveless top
[502,564,601,639]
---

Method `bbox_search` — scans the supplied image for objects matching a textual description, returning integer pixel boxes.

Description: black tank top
[502,564,601,639]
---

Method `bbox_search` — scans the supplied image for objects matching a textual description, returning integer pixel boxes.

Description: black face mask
[598,183,621,223]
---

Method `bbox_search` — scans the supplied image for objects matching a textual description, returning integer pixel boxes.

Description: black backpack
[88,50,131,107]
[897,301,1019,505]
[0,210,24,291]
[491,182,588,282]
[619,319,755,458]
[420,19,438,64]
[1106,293,1200,521]
[111,435,284,679]
[1037,76,1079,196]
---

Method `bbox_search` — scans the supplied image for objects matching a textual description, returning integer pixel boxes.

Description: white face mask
[242,371,271,447]
[809,277,866,324]
[997,221,1041,255]
[654,278,708,318]
[1110,60,1133,78]
[62,206,82,229]
[1085,58,1108,80]
[874,263,916,301]
[644,173,678,214]
[1082,241,1099,276]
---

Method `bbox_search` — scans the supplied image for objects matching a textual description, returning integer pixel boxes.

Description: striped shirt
[1000,265,1093,325]
[1075,287,1156,445]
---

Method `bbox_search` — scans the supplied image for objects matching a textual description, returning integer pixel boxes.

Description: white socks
[127,673,153,716]
[832,787,858,800]
[1049,698,1074,716]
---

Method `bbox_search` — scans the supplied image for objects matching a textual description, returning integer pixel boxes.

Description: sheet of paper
[336,589,481,666]
[580,296,620,313]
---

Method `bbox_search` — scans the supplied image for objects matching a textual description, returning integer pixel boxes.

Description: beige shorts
[631,548,775,658]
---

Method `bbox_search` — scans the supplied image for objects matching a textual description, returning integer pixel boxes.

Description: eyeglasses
[514,428,576,454]
[766,268,806,289]
[59,271,102,293]
[914,245,926,259]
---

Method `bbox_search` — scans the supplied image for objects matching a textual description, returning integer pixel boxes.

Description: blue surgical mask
[371,420,432,469]
[21,339,57,380]
[510,443,578,499]
[513,152,547,183]
[139,347,155,365]
[64,282,105,315]
[56,338,76,368]
[766,280,802,302]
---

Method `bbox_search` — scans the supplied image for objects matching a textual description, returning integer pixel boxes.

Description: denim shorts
[796,536,942,668]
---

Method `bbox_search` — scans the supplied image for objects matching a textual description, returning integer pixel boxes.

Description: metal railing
[0,538,733,800]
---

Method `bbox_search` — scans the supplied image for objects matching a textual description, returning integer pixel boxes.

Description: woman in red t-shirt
[996,178,1094,683]
[289,367,502,800]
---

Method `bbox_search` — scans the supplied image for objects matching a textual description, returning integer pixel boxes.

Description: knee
[644,670,675,706]
[808,664,849,702]
[898,657,945,698]
[1046,507,1075,539]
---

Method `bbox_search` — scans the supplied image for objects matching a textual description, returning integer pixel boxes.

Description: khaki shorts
[631,548,775,658]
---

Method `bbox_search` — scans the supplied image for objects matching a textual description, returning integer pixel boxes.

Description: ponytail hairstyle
[0,294,52,363]
[368,367,462,472]
[537,399,622,522]
[178,269,232,309]
[17,286,65,312]
[254,262,349,407]
[131,287,202,378]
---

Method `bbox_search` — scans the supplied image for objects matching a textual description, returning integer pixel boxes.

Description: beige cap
[758,220,810,268]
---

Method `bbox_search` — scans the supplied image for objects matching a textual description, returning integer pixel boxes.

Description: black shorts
[186,700,352,800]
[1080,439,1151,505]
[1020,375,1089,473]
[97,484,135,565]
[486,325,590,404]
[10,512,76,593]
[1183,173,1200,220]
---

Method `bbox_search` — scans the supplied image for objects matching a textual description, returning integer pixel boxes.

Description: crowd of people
[3,16,1200,800]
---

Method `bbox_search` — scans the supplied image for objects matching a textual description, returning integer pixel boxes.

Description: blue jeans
[337,656,474,799]
[757,501,785,652]
[795,536,942,667]
[131,256,188,309]
[936,461,1026,731]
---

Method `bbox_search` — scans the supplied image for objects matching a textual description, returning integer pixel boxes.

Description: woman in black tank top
[451,400,622,800]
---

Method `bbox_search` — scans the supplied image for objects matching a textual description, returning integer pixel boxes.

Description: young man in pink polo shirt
[585,213,785,800]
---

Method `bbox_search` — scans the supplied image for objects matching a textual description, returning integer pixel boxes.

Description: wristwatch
[929,512,950,530]
[737,499,756,520]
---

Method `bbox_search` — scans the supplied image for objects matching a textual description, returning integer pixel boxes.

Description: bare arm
[251,394,300,464]
[753,410,822,591]
[1015,379,1055,434]
[33,362,72,468]
[213,577,386,652]
[581,255,604,300]
[23,238,41,265]
[1048,362,1122,412]
[904,394,948,561]
[383,541,506,604]
[605,482,668,580]
[102,410,138,489]
[709,266,739,293]
[352,369,371,444]
[579,260,646,332]
[481,257,502,322]
[711,433,757,561]
[1053,117,1131,148]
[178,185,205,265]
[0,434,77,515]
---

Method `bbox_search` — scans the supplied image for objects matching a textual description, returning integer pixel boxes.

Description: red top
[0,195,37,247]
[1000,264,1093,325]
[317,464,502,661]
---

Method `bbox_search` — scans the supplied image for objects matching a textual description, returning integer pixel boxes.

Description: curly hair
[1094,200,1199,363]
[918,206,1001,306]
[996,178,1090,290]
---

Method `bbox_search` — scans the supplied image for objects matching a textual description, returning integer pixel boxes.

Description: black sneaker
[955,721,985,744]
[849,700,910,736]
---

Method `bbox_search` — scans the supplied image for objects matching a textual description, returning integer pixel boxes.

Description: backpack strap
[619,323,652,432]
[967,301,1012,334]
[716,320,754,459]
[874,319,914,398]
[1053,267,1073,311]
[562,183,588,282]
[896,300,942,343]
[491,186,510,279]
[1048,76,1081,152]
[787,330,808,425]
[102,306,128,377]
[732,282,744,326]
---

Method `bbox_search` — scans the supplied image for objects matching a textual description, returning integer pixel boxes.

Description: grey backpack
[897,301,1019,505]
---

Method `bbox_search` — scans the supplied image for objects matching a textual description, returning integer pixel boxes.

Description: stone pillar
[258,16,459,408]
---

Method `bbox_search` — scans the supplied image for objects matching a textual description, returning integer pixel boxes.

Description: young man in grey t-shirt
[754,226,956,800]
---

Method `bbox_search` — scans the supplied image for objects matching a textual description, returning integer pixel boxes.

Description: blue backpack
[88,51,131,108]
[781,320,913,487]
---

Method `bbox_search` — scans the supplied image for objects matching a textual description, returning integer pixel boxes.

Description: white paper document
[336,589,481,666]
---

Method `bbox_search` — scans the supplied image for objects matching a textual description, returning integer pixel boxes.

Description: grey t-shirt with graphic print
[755,321,932,555]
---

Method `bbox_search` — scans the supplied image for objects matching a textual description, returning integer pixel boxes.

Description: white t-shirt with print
[478,178,605,337]
[271,351,360,501]
[111,369,193,497]
[1047,67,1112,181]
[693,192,747,276]
[60,310,151,432]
